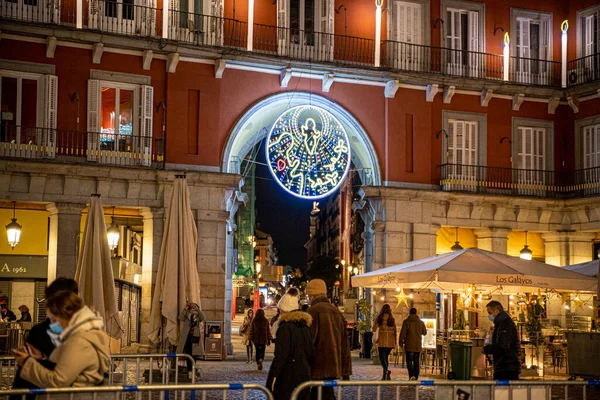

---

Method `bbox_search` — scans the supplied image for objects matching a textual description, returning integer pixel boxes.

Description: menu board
[421,318,437,349]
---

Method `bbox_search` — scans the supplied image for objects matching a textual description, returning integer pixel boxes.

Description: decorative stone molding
[384,80,400,99]
[214,58,226,78]
[46,36,57,59]
[142,50,153,71]
[443,86,455,104]
[512,94,525,111]
[92,43,104,64]
[167,53,180,73]
[322,73,335,92]
[280,67,292,88]
[567,96,580,113]
[548,96,560,114]
[480,89,493,107]
[426,84,439,102]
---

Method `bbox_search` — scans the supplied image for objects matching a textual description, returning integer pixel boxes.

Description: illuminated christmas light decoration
[266,105,351,199]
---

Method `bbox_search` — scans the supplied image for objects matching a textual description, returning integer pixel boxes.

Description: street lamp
[353,267,359,275]
[347,265,353,273]
[451,227,463,251]
[107,206,120,251]
[6,201,22,250]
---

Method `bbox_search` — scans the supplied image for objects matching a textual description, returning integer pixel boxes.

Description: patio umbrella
[351,248,597,293]
[564,259,599,277]
[148,176,201,346]
[75,194,122,339]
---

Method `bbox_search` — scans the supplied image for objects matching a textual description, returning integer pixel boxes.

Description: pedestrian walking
[305,279,352,400]
[240,308,254,363]
[247,308,272,370]
[1,304,16,322]
[176,302,205,380]
[266,291,314,400]
[483,300,521,380]
[11,278,78,400]
[373,303,397,381]
[12,290,110,390]
[18,305,32,322]
[399,307,427,380]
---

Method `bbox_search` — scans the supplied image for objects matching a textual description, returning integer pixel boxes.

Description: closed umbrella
[148,176,201,347]
[75,194,122,339]
[352,248,597,293]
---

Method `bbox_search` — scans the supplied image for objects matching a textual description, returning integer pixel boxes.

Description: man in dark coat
[484,300,521,380]
[399,308,427,380]
[306,279,351,400]
[267,293,314,400]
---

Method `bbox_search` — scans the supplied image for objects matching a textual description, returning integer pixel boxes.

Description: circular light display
[266,105,351,199]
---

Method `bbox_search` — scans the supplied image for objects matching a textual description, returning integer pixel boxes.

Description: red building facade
[1,0,600,351]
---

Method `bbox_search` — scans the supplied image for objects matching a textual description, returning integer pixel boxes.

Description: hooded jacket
[399,314,427,353]
[20,306,110,388]
[266,311,314,400]
[307,296,352,379]
[248,314,272,345]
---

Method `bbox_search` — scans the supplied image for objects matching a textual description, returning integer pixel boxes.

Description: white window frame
[510,8,553,61]
[512,118,554,171]
[575,114,600,169]
[576,4,600,58]
[387,0,430,71]
[441,110,487,192]
[511,118,553,196]
[0,70,43,132]
[98,81,139,137]
[440,0,485,53]
[388,0,430,45]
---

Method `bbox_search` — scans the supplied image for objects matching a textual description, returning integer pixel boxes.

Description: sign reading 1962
[0,256,48,279]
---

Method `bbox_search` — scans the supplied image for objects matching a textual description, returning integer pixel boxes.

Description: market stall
[351,248,598,378]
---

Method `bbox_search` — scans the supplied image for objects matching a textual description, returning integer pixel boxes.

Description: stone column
[140,207,164,344]
[474,227,511,254]
[46,203,84,283]
[413,223,440,260]
[196,209,230,357]
[542,232,597,266]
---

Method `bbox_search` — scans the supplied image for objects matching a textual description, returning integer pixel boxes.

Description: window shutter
[455,121,464,166]
[393,2,402,42]
[87,79,101,162]
[596,125,600,169]
[583,126,592,168]
[412,4,421,45]
[540,19,549,60]
[42,75,58,158]
[447,120,455,164]
[138,85,154,166]
[585,15,594,57]
[521,19,530,58]
[535,128,546,170]
[468,11,478,52]
[277,0,289,53]
[465,121,477,165]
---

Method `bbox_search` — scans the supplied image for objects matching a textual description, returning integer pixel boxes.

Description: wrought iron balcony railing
[440,163,600,199]
[0,126,164,168]
[0,1,598,88]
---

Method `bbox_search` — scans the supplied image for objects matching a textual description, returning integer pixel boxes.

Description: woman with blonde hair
[373,303,397,380]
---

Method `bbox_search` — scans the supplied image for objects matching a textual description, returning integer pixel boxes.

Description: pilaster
[413,223,441,260]
[474,227,511,254]
[46,202,84,283]
[542,232,597,266]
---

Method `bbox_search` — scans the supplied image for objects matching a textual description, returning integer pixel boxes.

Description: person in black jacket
[266,292,314,400]
[1,304,17,321]
[483,300,521,380]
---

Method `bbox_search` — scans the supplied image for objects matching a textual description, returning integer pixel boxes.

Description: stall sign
[0,255,48,279]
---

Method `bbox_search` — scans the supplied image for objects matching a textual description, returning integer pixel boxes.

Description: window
[387,0,429,70]
[87,79,154,166]
[575,115,600,195]
[441,1,484,77]
[391,1,423,45]
[442,111,487,192]
[179,0,204,30]
[577,5,600,58]
[510,9,553,83]
[512,118,554,195]
[277,0,333,58]
[0,71,57,154]
[582,124,600,169]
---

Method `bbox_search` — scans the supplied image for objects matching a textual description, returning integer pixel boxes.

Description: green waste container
[449,340,473,380]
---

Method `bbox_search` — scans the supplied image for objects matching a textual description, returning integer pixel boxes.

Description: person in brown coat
[399,307,427,380]
[247,308,272,371]
[373,304,397,381]
[306,279,352,400]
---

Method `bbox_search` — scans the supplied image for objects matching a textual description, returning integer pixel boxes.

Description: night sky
[254,139,315,270]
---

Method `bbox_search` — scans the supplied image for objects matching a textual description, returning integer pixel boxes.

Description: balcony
[0,1,598,88]
[439,163,600,199]
[0,126,164,168]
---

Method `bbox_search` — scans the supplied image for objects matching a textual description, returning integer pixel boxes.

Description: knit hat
[278,293,299,312]
[306,279,327,296]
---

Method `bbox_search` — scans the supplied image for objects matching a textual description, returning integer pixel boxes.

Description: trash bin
[361,331,373,359]
[449,340,473,380]
[235,297,245,314]
[205,321,223,361]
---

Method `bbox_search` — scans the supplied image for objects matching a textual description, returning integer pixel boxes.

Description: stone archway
[222,92,382,185]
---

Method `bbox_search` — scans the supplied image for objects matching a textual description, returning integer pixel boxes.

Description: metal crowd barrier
[290,379,600,400]
[1,354,199,390]
[2,383,275,400]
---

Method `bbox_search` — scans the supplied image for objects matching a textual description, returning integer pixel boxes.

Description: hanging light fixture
[6,201,22,250]
[107,206,120,251]
[520,231,533,260]
[451,227,463,251]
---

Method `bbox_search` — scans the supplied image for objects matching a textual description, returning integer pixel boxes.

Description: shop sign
[232,277,251,287]
[0,255,48,279]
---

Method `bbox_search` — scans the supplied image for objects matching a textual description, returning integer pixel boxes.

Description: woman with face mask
[12,290,110,389]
